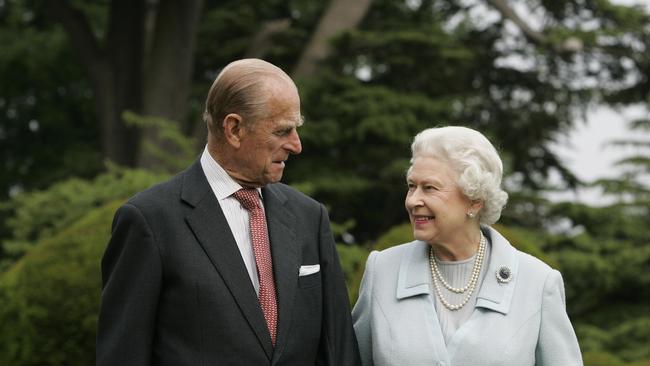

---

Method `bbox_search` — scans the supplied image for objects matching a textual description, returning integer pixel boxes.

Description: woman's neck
[431,228,482,261]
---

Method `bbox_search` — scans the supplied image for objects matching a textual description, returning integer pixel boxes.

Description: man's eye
[274,129,292,136]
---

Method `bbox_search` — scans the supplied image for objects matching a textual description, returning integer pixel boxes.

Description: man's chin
[231,175,264,188]
[265,173,283,184]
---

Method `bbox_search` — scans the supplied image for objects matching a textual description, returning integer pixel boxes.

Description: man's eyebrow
[297,115,305,127]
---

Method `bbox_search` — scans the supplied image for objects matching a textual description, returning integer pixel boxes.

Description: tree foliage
[286,0,650,240]
[542,120,650,364]
[0,0,100,198]
[1,0,650,365]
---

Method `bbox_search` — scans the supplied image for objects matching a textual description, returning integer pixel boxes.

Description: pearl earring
[467,211,476,218]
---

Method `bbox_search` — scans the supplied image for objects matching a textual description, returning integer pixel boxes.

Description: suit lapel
[181,161,274,359]
[262,185,299,362]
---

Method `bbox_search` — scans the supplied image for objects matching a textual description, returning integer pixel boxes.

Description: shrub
[0,201,121,366]
[337,244,370,304]
[1,167,167,271]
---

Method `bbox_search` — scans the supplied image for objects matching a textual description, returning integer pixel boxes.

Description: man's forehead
[280,112,304,124]
[266,114,303,129]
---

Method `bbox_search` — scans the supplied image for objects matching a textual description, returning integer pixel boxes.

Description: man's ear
[222,113,244,148]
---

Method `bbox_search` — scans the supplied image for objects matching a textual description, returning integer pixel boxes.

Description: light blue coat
[352,226,583,366]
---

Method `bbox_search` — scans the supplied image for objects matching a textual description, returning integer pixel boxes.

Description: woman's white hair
[410,126,508,225]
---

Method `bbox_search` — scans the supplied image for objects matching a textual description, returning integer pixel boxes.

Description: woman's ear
[470,199,484,215]
[222,113,244,148]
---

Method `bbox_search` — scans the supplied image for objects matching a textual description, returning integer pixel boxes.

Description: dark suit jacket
[96,160,360,366]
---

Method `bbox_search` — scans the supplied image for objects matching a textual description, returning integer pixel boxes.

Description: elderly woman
[352,126,582,366]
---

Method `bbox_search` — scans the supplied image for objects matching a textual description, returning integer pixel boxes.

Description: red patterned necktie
[233,188,278,345]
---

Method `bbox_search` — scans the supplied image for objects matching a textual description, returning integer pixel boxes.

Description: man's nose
[285,129,302,154]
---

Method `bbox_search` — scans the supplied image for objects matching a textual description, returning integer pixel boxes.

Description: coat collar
[180,159,216,208]
[395,226,519,315]
[396,241,431,299]
[474,226,518,314]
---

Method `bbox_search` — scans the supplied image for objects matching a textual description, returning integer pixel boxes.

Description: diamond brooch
[496,265,513,284]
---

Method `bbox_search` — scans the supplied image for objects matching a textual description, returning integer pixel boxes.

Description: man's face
[232,83,303,187]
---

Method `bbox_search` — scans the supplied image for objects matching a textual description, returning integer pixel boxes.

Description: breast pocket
[298,272,322,289]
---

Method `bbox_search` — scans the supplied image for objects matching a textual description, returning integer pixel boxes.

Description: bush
[0,166,168,365]
[337,244,370,304]
[583,351,626,366]
[0,167,168,271]
[0,201,121,366]
[374,222,412,251]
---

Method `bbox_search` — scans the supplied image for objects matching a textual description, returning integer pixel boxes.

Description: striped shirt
[200,146,264,294]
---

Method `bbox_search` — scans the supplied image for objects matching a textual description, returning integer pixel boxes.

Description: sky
[546,106,648,206]
[552,105,646,182]
[548,105,647,204]
[544,0,650,204]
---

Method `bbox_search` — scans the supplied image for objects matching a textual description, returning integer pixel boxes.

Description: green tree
[41,0,204,168]
[540,119,650,364]
[286,0,650,240]
[0,0,100,198]
[2,2,650,363]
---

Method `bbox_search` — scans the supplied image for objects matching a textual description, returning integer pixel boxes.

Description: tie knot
[233,188,260,211]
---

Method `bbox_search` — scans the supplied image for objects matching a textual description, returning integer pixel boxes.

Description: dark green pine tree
[283,0,650,242]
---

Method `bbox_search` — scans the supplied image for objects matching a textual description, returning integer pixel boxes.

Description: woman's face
[405,156,473,245]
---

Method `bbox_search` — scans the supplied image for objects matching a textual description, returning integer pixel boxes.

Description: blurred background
[0,0,649,365]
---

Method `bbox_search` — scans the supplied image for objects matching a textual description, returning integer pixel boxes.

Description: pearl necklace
[429,232,486,311]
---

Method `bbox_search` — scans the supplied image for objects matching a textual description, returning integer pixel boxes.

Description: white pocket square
[299,264,320,276]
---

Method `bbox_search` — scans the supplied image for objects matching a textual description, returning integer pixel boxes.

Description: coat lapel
[475,226,519,315]
[262,185,299,363]
[446,226,520,361]
[181,161,274,359]
[396,241,431,299]
[395,241,451,365]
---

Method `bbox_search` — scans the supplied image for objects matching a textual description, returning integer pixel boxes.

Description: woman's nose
[405,188,423,208]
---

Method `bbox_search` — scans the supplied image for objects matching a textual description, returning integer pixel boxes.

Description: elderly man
[96,59,360,366]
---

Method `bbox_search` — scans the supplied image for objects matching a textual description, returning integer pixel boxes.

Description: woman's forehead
[408,157,458,182]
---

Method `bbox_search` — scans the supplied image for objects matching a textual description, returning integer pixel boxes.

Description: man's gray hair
[203,58,294,136]
[409,126,508,225]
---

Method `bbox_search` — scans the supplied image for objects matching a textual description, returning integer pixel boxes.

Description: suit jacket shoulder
[127,161,209,210]
[264,182,323,212]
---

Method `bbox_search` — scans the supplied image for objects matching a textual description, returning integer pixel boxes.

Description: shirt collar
[200,146,262,200]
